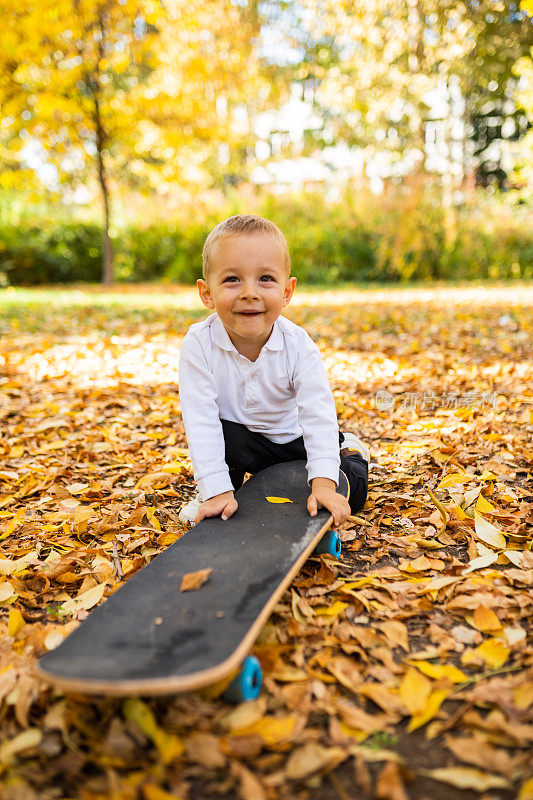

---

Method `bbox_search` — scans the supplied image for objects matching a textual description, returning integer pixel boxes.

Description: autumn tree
[0,0,264,283]
[273,0,532,192]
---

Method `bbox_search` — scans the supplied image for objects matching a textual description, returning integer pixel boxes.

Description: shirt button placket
[246,370,260,409]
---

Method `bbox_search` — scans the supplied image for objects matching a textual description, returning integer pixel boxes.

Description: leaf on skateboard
[265,496,293,504]
[180,568,213,592]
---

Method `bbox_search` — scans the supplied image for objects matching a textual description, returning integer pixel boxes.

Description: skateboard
[38,461,349,700]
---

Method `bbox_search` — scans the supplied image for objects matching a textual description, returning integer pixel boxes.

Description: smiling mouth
[237,310,264,316]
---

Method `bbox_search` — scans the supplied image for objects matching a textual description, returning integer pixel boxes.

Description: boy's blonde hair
[202,214,291,279]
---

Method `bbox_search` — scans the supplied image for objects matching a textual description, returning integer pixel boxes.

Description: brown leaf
[185,733,225,769]
[375,761,409,800]
[180,568,213,592]
[231,760,267,800]
[285,742,346,780]
[444,735,517,776]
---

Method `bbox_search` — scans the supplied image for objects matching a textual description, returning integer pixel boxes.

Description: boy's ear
[282,276,297,307]
[197,279,215,309]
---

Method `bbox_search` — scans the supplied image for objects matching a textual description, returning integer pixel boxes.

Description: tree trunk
[94,94,113,285]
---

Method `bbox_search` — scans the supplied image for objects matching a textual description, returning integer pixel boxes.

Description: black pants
[221,419,368,515]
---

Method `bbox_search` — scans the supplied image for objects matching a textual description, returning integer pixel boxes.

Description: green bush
[0,220,103,284]
[1,187,531,285]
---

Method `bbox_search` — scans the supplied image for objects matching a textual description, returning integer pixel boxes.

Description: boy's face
[197,233,296,356]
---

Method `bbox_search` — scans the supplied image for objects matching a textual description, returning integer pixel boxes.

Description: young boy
[178,214,369,527]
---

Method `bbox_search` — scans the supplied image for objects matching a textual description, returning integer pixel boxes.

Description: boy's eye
[222,276,239,283]
[260,275,275,282]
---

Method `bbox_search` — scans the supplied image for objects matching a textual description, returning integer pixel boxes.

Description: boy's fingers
[307,496,318,517]
[221,499,238,521]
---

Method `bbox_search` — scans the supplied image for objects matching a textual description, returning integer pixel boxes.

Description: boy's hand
[194,491,238,523]
[308,477,350,527]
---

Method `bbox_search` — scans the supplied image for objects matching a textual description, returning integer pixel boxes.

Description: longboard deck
[37,461,349,696]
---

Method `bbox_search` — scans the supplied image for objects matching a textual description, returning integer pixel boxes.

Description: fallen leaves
[375,760,410,800]
[285,742,346,780]
[59,582,106,615]
[0,728,42,766]
[1,284,532,799]
[123,699,184,764]
[474,510,508,549]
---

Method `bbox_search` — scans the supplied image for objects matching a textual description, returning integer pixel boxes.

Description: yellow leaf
[472,605,502,632]
[474,512,506,550]
[7,608,25,637]
[313,601,349,617]
[410,661,467,683]
[480,471,497,480]
[475,638,510,669]
[265,496,293,503]
[399,667,432,715]
[513,682,533,710]
[123,699,184,764]
[0,729,42,765]
[476,494,497,513]
[451,504,466,520]
[235,715,298,746]
[0,509,24,541]
[160,462,185,474]
[146,508,161,531]
[438,473,472,488]
[408,688,449,732]
[339,720,369,742]
[160,532,181,546]
[39,438,67,453]
[291,590,308,624]
[427,488,448,530]
[60,583,106,615]
[518,777,533,800]
[144,785,186,800]
[8,446,24,459]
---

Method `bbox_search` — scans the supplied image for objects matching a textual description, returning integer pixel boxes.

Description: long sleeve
[178,333,234,499]
[292,336,340,484]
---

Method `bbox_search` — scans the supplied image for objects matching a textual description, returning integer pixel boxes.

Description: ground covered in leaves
[0,282,532,800]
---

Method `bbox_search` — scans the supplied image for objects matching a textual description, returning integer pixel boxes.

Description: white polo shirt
[178,313,340,499]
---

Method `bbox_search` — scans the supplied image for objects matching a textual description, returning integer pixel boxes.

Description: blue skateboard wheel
[313,529,341,558]
[223,655,262,703]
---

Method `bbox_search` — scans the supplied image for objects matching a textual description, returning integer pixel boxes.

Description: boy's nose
[239,282,259,299]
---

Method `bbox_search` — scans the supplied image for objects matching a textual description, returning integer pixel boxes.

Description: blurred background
[0,0,532,286]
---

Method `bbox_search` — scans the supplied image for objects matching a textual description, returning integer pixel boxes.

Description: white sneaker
[340,432,370,464]
[178,493,203,526]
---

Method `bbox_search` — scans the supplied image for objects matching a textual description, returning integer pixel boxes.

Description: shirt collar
[211,314,284,353]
